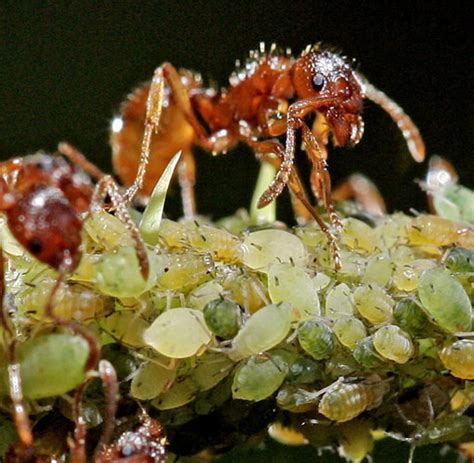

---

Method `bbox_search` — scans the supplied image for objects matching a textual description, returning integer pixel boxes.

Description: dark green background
[0,1,472,221]
[0,2,472,461]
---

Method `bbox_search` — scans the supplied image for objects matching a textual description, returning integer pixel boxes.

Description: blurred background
[0,0,474,218]
[0,2,472,461]
[0,1,472,221]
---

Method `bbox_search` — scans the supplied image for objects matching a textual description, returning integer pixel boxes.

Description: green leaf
[139,151,182,245]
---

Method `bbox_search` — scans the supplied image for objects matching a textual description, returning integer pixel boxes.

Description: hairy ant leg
[300,123,343,229]
[256,95,341,209]
[362,79,425,162]
[247,138,312,223]
[69,360,118,463]
[127,64,234,216]
[91,175,149,278]
[249,139,342,269]
[0,250,35,458]
[57,142,106,180]
[121,69,165,204]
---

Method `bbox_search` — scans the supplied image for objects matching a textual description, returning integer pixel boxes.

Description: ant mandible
[111,42,425,268]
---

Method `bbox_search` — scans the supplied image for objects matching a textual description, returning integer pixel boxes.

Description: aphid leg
[332,173,387,217]
[93,175,150,279]
[300,124,343,230]
[58,142,106,180]
[362,79,426,162]
[177,150,197,219]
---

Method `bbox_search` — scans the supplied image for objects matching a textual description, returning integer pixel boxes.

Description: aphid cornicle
[111,42,425,267]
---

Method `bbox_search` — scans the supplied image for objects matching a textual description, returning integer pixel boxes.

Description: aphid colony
[1,194,473,461]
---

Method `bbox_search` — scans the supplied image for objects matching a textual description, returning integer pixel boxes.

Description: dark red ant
[111,42,425,267]
[94,411,167,463]
[0,152,149,461]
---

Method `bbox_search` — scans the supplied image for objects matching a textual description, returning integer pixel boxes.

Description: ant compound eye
[29,238,43,255]
[312,73,325,92]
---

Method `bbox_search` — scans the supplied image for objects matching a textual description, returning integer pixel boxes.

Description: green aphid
[353,336,386,369]
[393,298,429,335]
[418,267,472,333]
[298,320,336,361]
[444,247,474,273]
[203,297,241,339]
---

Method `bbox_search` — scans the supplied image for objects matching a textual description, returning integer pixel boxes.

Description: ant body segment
[111,42,425,268]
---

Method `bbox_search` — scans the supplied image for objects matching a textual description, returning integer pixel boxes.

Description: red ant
[94,410,167,463]
[0,152,151,461]
[111,42,425,268]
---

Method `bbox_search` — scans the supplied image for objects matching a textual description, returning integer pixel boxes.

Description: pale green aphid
[15,334,89,399]
[151,377,198,410]
[228,303,292,361]
[187,280,225,311]
[433,184,474,225]
[268,263,320,320]
[131,361,177,400]
[99,310,150,347]
[353,284,394,324]
[353,336,385,369]
[191,352,234,391]
[362,252,393,287]
[373,325,414,364]
[340,217,377,253]
[232,353,288,401]
[325,283,354,319]
[333,316,367,350]
[95,246,160,297]
[241,229,306,272]
[83,210,135,250]
[418,267,472,333]
[439,339,474,379]
[144,308,212,358]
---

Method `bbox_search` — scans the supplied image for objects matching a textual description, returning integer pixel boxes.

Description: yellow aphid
[158,251,214,290]
[373,325,414,364]
[318,377,389,422]
[440,340,474,379]
[268,422,308,446]
[18,277,113,321]
[221,269,268,313]
[341,218,377,253]
[353,284,394,324]
[338,420,374,463]
[407,215,468,247]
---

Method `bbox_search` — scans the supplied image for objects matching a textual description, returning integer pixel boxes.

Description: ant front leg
[92,175,150,278]
[247,139,342,269]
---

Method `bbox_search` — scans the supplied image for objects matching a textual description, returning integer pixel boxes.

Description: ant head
[6,185,83,271]
[293,48,365,147]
